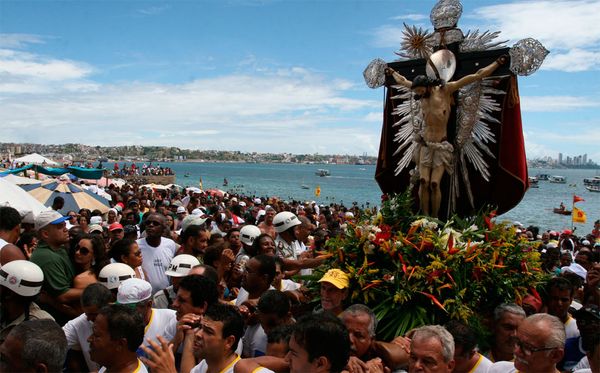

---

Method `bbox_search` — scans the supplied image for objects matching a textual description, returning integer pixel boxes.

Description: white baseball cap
[90,216,103,225]
[177,206,187,214]
[34,210,70,231]
[117,278,153,304]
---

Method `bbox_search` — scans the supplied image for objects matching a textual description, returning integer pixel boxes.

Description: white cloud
[0,49,94,94]
[520,96,600,112]
[0,33,44,48]
[390,14,428,22]
[542,49,600,72]
[371,25,408,49]
[137,5,170,16]
[471,1,600,50]
[0,49,380,155]
[470,1,600,71]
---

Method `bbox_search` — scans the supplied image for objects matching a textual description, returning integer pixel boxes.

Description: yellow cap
[318,269,349,289]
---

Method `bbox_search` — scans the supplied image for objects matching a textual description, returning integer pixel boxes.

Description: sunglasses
[146,221,162,227]
[76,246,91,255]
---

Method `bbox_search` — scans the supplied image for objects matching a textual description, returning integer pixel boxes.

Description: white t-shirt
[137,237,177,293]
[62,313,97,372]
[242,324,268,358]
[99,359,148,373]
[486,361,518,373]
[190,356,274,373]
[136,308,177,360]
[469,354,493,373]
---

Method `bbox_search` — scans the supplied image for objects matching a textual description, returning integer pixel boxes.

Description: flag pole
[571,195,574,231]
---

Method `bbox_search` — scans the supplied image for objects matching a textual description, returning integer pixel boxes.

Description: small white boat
[549,175,567,184]
[583,176,600,186]
[586,185,600,193]
[315,169,330,177]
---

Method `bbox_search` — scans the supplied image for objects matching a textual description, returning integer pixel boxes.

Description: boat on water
[548,175,567,184]
[553,207,572,215]
[528,176,538,185]
[184,172,191,177]
[586,185,600,193]
[301,184,310,190]
[536,174,550,181]
[583,176,600,186]
[316,169,330,177]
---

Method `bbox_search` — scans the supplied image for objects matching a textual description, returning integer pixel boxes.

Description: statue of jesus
[384,54,508,217]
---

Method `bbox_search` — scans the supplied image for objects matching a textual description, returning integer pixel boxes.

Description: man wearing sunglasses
[30,210,82,325]
[488,313,565,373]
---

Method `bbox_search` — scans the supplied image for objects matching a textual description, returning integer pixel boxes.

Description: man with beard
[88,304,148,373]
[30,210,81,324]
[137,213,177,294]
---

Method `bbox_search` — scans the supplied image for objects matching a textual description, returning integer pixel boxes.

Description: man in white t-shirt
[63,283,112,372]
[487,313,565,373]
[116,278,176,360]
[88,303,149,373]
[137,213,177,294]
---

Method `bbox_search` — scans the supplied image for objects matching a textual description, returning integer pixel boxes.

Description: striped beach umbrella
[21,179,110,215]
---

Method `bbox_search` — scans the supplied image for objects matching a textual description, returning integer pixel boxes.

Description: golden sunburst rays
[396,23,432,60]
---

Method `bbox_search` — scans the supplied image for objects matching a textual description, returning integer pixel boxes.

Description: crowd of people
[108,163,176,178]
[0,182,599,373]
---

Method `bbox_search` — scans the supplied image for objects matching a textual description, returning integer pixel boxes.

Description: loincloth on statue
[418,140,454,173]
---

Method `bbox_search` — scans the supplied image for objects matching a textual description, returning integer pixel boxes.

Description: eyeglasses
[146,221,161,227]
[76,246,91,255]
[512,337,557,356]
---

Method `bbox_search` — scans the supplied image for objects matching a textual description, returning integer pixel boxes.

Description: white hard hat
[240,225,262,246]
[0,260,44,297]
[165,254,200,277]
[273,211,301,233]
[98,263,136,290]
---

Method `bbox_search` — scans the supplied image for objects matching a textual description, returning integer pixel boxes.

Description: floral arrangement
[317,192,548,340]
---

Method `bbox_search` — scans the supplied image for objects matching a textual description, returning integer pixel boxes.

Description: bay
[115,162,599,235]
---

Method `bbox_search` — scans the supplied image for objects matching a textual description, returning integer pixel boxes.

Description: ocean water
[122,162,599,235]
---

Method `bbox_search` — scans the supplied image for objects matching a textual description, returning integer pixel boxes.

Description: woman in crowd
[109,238,147,280]
[71,235,109,289]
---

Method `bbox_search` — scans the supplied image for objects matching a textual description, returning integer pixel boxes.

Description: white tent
[0,174,41,185]
[14,153,59,166]
[0,177,49,221]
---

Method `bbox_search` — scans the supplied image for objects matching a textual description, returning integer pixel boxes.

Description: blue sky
[1,0,599,161]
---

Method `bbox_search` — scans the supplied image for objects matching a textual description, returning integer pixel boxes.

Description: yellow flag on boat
[315,185,321,197]
[572,206,587,223]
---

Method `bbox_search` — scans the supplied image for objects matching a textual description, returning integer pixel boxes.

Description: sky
[1,0,599,160]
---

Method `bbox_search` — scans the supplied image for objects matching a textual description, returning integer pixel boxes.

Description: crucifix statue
[364,0,548,219]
